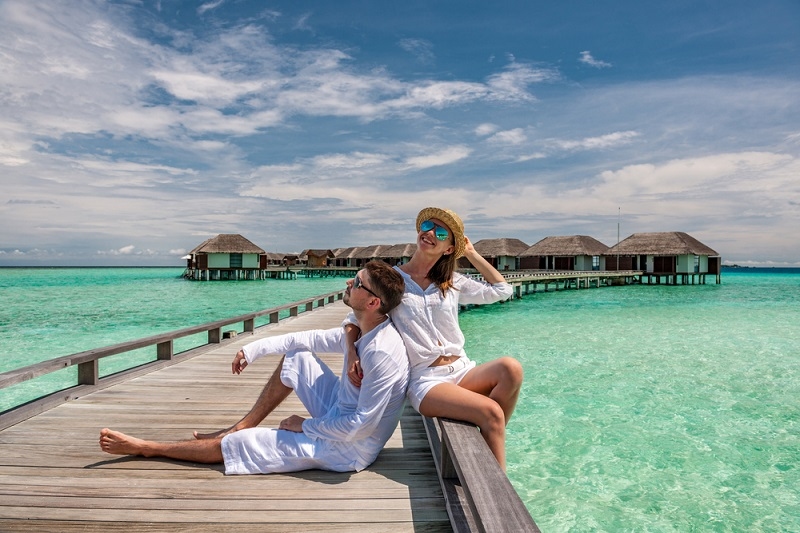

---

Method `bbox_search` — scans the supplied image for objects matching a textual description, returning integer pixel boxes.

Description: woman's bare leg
[458,357,524,424]
[100,428,224,463]
[418,383,508,469]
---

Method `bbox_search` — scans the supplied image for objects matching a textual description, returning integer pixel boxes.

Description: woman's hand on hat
[463,236,476,256]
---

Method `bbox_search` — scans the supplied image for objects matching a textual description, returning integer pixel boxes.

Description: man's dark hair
[364,260,405,315]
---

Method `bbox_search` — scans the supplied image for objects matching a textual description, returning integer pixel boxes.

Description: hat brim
[416,207,466,259]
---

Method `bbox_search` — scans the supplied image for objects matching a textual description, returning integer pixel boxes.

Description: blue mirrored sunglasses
[420,219,450,241]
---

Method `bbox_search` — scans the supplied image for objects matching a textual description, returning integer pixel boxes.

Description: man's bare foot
[193,425,238,440]
[99,428,147,456]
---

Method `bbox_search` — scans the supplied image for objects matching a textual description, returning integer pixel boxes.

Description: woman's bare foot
[99,428,148,456]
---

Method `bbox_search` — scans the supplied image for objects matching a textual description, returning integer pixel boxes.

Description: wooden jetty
[0,292,538,532]
[471,269,643,300]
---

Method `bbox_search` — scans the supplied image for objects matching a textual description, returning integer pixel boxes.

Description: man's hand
[279,414,306,433]
[232,350,248,374]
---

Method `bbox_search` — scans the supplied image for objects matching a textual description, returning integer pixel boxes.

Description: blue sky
[1,0,799,266]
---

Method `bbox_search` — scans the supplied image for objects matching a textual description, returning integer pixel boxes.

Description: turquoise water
[0,268,346,410]
[460,270,800,532]
[1,267,798,531]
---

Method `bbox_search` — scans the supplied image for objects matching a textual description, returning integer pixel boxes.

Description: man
[99,260,408,475]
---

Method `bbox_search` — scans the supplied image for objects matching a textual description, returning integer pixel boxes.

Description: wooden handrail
[0,289,345,392]
[423,416,540,532]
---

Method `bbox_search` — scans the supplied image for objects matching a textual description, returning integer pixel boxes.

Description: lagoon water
[1,267,798,531]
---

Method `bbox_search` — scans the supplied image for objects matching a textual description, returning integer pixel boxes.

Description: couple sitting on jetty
[100,207,524,473]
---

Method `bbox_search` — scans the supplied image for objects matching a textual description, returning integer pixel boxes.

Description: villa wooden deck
[0,303,451,532]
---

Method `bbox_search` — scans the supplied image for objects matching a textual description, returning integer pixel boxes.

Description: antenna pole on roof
[617,207,620,271]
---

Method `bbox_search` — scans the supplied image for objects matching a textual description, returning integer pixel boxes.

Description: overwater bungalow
[301,249,335,268]
[606,231,721,284]
[519,235,610,271]
[462,238,529,271]
[263,252,289,266]
[379,243,417,266]
[282,253,300,266]
[351,245,391,267]
[184,234,268,281]
[332,246,362,267]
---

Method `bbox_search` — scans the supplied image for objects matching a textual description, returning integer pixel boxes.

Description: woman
[346,207,523,469]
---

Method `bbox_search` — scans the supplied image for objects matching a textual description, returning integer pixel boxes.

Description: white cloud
[405,146,471,169]
[488,128,527,145]
[579,51,612,68]
[1,1,799,266]
[596,151,796,198]
[475,123,499,136]
[197,0,226,15]
[516,152,547,162]
[150,69,267,104]
[98,245,136,256]
[486,63,557,101]
[552,131,639,151]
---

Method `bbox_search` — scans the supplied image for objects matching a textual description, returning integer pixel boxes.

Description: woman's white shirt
[344,268,512,372]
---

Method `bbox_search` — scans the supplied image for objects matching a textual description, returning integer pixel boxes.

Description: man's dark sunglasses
[420,219,450,241]
[354,274,381,302]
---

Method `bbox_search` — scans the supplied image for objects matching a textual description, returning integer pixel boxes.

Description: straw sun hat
[415,207,466,259]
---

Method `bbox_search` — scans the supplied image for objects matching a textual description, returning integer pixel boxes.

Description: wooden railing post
[208,328,221,344]
[77,360,98,386]
[244,318,255,333]
[157,340,173,361]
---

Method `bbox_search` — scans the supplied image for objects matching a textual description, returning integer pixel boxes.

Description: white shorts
[221,349,355,475]
[407,356,476,412]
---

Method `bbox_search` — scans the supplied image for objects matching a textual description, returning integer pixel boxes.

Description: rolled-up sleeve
[454,273,513,305]
[241,328,343,364]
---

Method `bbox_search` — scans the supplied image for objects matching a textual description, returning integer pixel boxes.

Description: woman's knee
[480,400,506,432]
[498,356,524,388]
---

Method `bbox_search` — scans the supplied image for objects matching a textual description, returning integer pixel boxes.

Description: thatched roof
[472,238,529,257]
[191,234,265,254]
[380,243,417,258]
[301,249,335,259]
[607,232,718,256]
[352,245,391,259]
[520,236,609,257]
[334,247,362,259]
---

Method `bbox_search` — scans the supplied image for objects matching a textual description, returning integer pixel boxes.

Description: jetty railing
[1,287,543,533]
[424,416,540,532]
[0,288,346,430]
[462,269,643,302]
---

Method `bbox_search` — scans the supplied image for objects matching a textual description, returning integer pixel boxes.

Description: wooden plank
[0,520,451,533]
[422,416,479,533]
[0,302,452,532]
[437,418,539,533]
